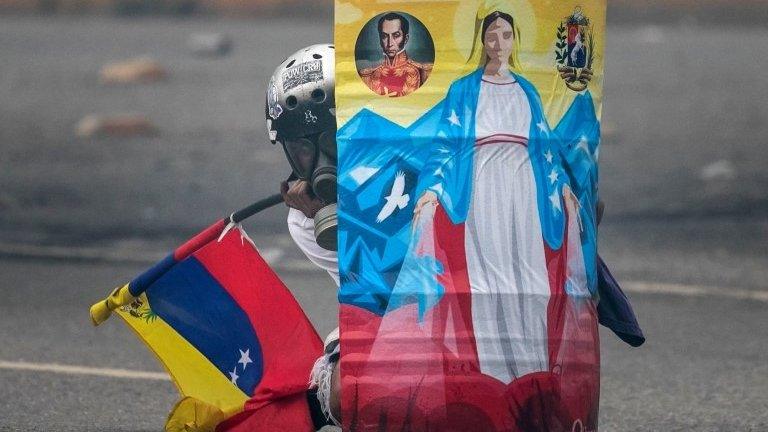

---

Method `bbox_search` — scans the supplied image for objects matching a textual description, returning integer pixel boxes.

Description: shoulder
[446,69,483,95]
[406,59,433,72]
[513,73,544,103]
[359,63,382,77]
[512,73,539,96]
[458,69,483,85]
[513,73,533,87]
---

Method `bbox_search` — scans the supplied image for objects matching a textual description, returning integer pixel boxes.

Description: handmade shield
[336,0,606,430]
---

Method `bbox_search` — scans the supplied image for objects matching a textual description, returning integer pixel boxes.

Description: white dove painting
[375,171,410,223]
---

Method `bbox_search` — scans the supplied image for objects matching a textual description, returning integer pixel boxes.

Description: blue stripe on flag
[146,256,264,395]
[130,254,176,297]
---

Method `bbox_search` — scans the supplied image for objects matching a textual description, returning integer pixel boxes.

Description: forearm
[287,208,340,286]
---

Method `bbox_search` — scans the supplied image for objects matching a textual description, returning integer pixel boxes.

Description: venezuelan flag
[90,219,322,432]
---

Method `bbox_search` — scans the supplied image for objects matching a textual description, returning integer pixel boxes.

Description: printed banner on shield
[336,1,606,430]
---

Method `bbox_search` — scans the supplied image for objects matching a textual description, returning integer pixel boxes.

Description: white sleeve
[287,207,340,286]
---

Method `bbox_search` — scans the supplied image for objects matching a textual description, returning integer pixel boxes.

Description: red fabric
[544,209,601,429]
[431,206,480,374]
[341,205,600,431]
[195,232,323,430]
[545,220,569,371]
[215,392,314,432]
[173,219,227,261]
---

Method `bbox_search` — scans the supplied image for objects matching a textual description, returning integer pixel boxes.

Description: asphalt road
[0,16,766,244]
[0,230,767,431]
[0,14,767,432]
[0,254,338,432]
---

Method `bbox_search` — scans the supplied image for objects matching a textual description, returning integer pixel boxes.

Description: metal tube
[231,193,285,224]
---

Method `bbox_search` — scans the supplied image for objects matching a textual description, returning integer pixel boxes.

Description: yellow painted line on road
[624,281,768,303]
[0,360,170,381]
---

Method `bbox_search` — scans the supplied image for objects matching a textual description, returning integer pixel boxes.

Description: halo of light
[452,0,538,65]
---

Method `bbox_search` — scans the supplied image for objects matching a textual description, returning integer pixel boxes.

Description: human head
[265,45,338,250]
[377,12,410,60]
[265,44,336,146]
[481,11,517,66]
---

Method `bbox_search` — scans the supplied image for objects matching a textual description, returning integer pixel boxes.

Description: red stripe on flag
[216,392,314,432]
[173,219,227,261]
[193,231,322,411]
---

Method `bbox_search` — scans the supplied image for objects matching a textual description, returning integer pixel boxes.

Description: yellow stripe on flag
[115,294,248,416]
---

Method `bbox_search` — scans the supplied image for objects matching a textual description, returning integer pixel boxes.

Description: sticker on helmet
[267,78,283,119]
[266,118,277,141]
[282,59,324,92]
[304,110,318,124]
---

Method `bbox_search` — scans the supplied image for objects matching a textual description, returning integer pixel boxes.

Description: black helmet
[266,44,338,251]
[265,43,335,145]
[266,44,336,198]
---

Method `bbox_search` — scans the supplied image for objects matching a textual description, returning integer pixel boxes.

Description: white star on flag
[229,368,239,385]
[238,349,253,370]
[548,169,559,184]
[448,110,461,127]
[544,150,554,164]
[537,120,550,135]
[549,190,562,213]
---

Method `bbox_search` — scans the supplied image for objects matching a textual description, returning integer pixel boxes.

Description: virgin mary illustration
[406,5,594,377]
[356,3,601,430]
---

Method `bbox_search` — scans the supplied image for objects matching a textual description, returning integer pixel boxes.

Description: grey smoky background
[0,0,765,245]
[0,1,766,431]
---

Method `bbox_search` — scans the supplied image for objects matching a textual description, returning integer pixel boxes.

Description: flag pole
[230,193,284,224]
[90,193,285,326]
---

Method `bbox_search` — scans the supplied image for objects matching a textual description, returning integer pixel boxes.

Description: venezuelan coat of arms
[555,6,595,92]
